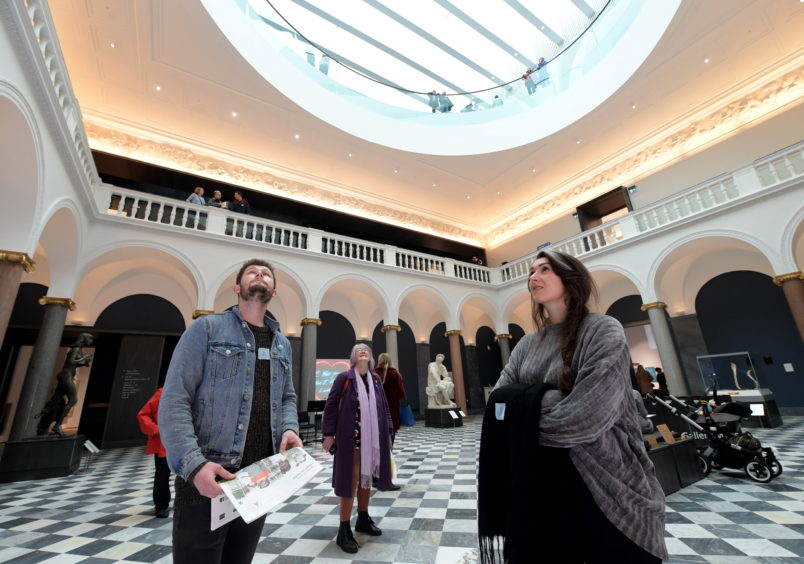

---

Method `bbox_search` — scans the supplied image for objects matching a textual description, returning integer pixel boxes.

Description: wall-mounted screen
[315,359,350,399]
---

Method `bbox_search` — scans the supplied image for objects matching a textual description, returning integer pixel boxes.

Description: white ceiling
[48,0,804,255]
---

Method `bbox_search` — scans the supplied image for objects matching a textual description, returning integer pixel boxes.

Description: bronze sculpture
[37,333,94,436]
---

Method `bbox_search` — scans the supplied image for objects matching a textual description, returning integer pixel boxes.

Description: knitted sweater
[495,313,667,560]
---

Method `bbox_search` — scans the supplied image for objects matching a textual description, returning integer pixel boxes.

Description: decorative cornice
[494,333,513,341]
[301,318,322,326]
[640,301,667,311]
[38,297,76,310]
[83,119,480,246]
[0,250,35,273]
[444,329,462,337]
[381,324,401,333]
[486,63,804,248]
[773,271,803,286]
[192,309,214,319]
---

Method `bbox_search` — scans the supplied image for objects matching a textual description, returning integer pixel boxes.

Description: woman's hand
[323,436,335,453]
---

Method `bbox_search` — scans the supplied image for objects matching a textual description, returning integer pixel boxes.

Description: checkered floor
[1,417,803,563]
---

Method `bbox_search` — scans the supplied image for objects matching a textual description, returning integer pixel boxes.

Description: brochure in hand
[210,447,323,530]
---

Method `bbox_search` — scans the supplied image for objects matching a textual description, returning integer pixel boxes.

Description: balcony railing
[100,141,802,287]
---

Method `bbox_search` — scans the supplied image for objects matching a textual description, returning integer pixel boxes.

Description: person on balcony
[207,189,226,208]
[186,186,205,205]
[438,91,453,113]
[485,249,666,562]
[229,190,250,214]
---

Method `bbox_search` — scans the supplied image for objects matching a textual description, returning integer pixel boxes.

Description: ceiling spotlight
[496,191,502,196]
[631,103,637,109]
[294,133,300,140]
[432,183,437,188]
[155,85,161,91]
[109,42,116,48]
[576,139,581,145]
[393,168,398,173]
[231,111,238,118]
[531,167,537,173]
[348,153,353,158]
[704,57,710,63]
[465,195,471,199]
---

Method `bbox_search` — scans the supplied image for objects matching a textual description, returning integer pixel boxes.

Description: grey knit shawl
[495,313,668,560]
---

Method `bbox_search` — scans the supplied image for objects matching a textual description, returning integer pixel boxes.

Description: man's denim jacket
[159,307,299,481]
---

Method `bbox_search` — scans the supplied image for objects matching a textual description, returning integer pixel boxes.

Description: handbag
[399,402,415,427]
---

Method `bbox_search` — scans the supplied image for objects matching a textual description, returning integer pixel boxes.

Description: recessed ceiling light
[294,133,300,139]
[704,57,710,63]
[496,191,502,196]
[432,183,437,188]
[531,167,537,173]
[393,168,398,173]
[109,42,116,48]
[576,139,581,145]
[155,85,161,92]
[465,195,471,199]
[231,111,238,118]
[348,153,353,158]
[631,103,637,109]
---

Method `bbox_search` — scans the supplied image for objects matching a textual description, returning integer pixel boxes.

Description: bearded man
[159,258,301,564]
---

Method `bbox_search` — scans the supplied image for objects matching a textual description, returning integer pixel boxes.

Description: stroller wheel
[744,460,773,483]
[697,455,711,476]
[769,459,783,477]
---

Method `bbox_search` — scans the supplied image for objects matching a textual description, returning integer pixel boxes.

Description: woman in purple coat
[322,344,394,554]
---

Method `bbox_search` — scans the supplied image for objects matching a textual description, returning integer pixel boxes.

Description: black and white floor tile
[1,417,803,563]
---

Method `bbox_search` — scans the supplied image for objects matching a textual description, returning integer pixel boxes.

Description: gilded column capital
[773,271,803,286]
[381,324,401,333]
[301,318,322,326]
[0,249,35,273]
[494,333,512,341]
[192,309,214,319]
[444,329,462,337]
[640,301,667,312]
[38,296,76,311]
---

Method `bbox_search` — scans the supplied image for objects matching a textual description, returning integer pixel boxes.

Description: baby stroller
[645,387,782,483]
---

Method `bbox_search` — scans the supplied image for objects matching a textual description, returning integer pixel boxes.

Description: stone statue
[37,333,94,436]
[426,353,456,408]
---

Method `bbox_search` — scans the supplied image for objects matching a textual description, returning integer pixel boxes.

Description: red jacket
[137,388,166,457]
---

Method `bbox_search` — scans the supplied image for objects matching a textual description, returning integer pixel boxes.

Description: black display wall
[696,271,804,407]
[95,294,185,333]
[317,311,357,360]
[370,320,419,412]
[476,326,502,389]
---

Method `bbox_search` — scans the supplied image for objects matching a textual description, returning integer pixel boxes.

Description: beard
[242,280,272,304]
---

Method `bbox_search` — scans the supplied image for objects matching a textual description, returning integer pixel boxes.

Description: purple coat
[322,370,394,497]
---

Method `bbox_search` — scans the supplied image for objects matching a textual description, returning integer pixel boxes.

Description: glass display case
[696,351,759,392]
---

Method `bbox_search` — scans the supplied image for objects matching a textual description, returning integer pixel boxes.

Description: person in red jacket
[137,387,171,518]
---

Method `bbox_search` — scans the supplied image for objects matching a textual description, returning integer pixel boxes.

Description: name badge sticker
[495,403,506,420]
[258,347,270,360]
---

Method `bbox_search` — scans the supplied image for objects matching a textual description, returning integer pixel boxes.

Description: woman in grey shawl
[494,250,667,562]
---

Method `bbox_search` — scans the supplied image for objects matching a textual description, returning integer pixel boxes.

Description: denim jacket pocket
[209,343,244,380]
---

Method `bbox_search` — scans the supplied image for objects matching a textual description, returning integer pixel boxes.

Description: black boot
[336,521,358,553]
[355,510,382,536]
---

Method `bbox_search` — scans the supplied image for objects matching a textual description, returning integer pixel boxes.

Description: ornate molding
[84,119,480,246]
[38,296,76,310]
[192,309,214,319]
[640,301,667,311]
[300,318,322,326]
[494,333,512,341]
[381,324,401,333]
[773,271,803,286]
[486,64,804,247]
[0,249,35,273]
[444,329,462,337]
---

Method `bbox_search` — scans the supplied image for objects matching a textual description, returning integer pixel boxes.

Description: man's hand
[192,462,236,498]
[322,436,335,453]
[279,430,303,452]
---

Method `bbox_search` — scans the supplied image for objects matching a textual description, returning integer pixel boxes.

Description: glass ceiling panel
[255,0,609,109]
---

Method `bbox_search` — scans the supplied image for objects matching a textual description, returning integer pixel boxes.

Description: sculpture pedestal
[0,434,85,483]
[425,407,463,428]
[715,388,783,428]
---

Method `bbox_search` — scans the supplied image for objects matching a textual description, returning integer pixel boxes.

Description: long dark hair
[529,250,597,391]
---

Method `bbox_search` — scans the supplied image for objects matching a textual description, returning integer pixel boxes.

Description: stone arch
[0,84,41,254]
